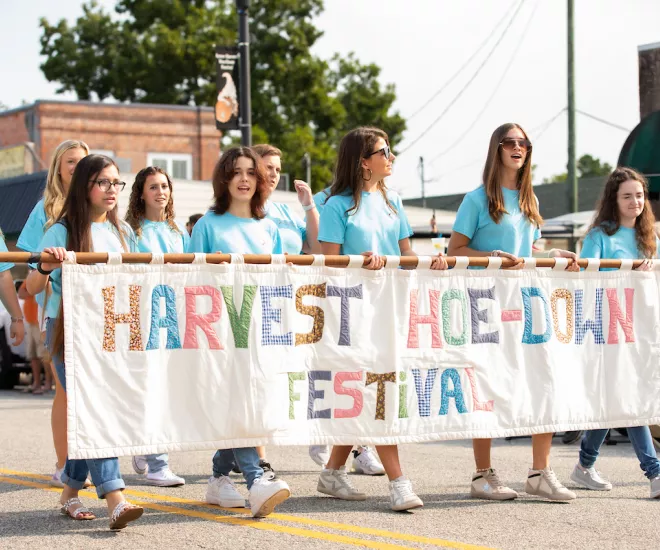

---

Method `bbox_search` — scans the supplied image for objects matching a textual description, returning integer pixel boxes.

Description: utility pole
[236,0,252,146]
[419,156,427,208]
[567,0,577,214]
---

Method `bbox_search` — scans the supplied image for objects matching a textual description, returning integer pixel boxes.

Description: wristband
[302,203,316,211]
[11,317,24,323]
[37,262,53,275]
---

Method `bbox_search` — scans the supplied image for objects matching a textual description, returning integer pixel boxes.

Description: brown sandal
[109,501,143,530]
[60,497,96,520]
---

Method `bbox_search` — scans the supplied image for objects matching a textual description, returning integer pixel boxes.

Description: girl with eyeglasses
[26,154,143,530]
[569,167,660,499]
[189,146,292,518]
[17,139,89,488]
[317,126,447,512]
[124,166,188,488]
[448,122,578,502]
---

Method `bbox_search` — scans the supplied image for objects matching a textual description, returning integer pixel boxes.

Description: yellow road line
[0,468,493,550]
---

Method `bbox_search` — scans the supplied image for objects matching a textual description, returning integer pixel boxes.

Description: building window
[90,149,115,157]
[147,153,193,180]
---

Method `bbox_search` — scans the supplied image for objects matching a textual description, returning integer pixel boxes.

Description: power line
[398,0,527,155]
[429,0,539,165]
[425,107,566,187]
[406,0,520,122]
[576,109,631,133]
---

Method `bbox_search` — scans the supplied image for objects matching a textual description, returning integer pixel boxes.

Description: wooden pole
[0,253,650,270]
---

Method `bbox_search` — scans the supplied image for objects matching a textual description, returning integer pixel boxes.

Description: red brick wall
[639,44,660,118]
[0,102,221,180]
[0,109,30,149]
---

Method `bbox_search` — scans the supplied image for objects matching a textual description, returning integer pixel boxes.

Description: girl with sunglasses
[26,155,144,530]
[125,166,188,488]
[17,139,89,487]
[448,123,578,502]
[569,167,660,498]
[189,146,291,518]
[317,126,448,511]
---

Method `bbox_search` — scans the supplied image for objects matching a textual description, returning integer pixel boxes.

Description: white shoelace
[542,469,564,490]
[392,479,414,497]
[336,469,359,491]
[485,469,505,489]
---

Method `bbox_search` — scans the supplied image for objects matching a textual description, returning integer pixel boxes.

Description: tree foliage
[39,0,405,190]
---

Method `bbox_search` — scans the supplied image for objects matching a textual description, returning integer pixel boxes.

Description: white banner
[61,261,660,459]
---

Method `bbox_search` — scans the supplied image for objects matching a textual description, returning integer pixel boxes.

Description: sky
[1,0,659,199]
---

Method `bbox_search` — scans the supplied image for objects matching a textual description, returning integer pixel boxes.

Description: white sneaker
[132,455,148,475]
[317,466,367,501]
[470,469,518,500]
[248,476,291,518]
[352,447,385,476]
[145,468,185,487]
[650,476,660,499]
[525,468,576,501]
[309,445,330,467]
[206,476,246,508]
[49,465,65,488]
[389,477,423,511]
[570,463,612,491]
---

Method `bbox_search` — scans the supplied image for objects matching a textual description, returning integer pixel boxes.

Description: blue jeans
[46,318,125,498]
[145,454,169,473]
[580,427,660,479]
[212,448,263,490]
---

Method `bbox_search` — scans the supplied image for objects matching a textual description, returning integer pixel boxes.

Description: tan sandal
[60,497,96,520]
[109,501,143,530]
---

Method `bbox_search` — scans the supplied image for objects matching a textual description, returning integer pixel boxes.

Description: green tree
[39,0,405,191]
[541,154,613,184]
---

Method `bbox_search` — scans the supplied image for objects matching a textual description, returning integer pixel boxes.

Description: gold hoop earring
[363,168,372,182]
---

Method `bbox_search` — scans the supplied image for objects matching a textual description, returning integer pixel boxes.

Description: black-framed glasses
[364,144,392,160]
[499,138,532,152]
[91,179,126,192]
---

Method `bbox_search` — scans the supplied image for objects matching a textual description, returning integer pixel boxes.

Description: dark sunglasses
[499,138,532,152]
[91,179,126,192]
[364,144,392,159]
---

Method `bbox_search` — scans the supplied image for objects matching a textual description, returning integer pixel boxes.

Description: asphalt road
[1,390,658,549]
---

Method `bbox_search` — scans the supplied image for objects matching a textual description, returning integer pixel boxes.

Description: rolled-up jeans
[579,427,660,480]
[212,448,263,490]
[46,318,125,498]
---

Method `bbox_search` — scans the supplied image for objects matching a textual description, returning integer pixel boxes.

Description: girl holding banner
[569,167,660,498]
[124,166,188,488]
[317,126,448,511]
[26,155,144,529]
[17,139,89,488]
[189,146,292,518]
[448,123,578,502]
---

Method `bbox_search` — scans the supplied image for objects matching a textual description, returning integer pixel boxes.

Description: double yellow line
[0,468,492,549]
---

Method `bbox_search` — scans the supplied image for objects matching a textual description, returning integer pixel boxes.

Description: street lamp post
[236,0,252,146]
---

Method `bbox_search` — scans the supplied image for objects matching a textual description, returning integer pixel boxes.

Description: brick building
[0,100,221,181]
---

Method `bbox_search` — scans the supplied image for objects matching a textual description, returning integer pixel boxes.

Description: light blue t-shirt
[36,221,138,319]
[188,211,283,254]
[318,189,413,256]
[313,188,331,214]
[265,201,306,254]
[0,237,13,273]
[452,186,541,256]
[581,225,660,271]
[17,198,48,253]
[137,220,190,254]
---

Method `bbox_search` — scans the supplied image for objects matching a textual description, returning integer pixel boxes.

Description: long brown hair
[590,167,657,258]
[482,123,542,226]
[43,140,90,229]
[125,166,181,236]
[51,154,132,356]
[328,127,397,215]
[211,147,267,218]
